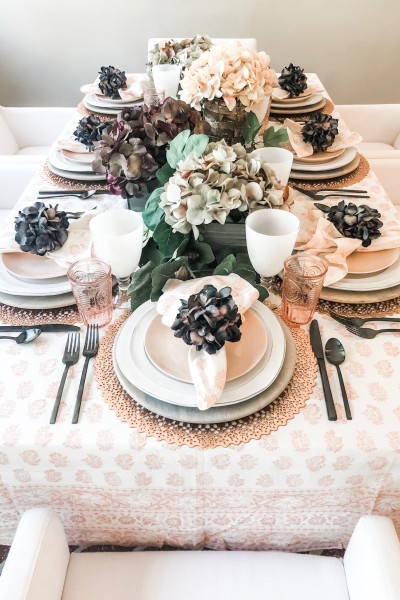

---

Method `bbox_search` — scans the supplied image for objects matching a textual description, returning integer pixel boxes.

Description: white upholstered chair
[0,107,74,158]
[0,163,37,225]
[147,38,257,53]
[0,508,399,600]
[337,104,400,205]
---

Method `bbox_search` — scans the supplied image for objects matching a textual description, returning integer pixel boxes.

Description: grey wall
[0,0,399,107]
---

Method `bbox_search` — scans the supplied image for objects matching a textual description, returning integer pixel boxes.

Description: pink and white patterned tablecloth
[0,79,399,551]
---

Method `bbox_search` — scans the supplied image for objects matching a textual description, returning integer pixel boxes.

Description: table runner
[0,75,399,551]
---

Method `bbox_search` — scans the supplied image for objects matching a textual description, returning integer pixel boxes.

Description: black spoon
[324,338,352,420]
[0,329,41,344]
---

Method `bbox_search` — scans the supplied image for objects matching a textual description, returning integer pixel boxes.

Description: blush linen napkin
[284,118,362,158]
[272,82,324,101]
[156,274,259,410]
[80,74,146,102]
[0,197,126,268]
[291,190,400,285]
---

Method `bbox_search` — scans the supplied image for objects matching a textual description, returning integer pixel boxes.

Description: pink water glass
[281,254,327,326]
[67,258,113,327]
[143,88,165,107]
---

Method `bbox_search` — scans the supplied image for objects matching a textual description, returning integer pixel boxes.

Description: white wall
[0,0,399,107]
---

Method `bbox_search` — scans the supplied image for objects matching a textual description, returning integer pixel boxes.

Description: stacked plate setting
[290,147,360,182]
[270,90,326,116]
[325,247,400,294]
[112,299,294,425]
[83,93,142,116]
[0,253,74,309]
[47,146,106,183]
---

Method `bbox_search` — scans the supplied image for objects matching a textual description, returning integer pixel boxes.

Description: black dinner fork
[50,332,80,424]
[329,310,400,328]
[72,325,99,424]
[291,187,370,201]
[345,324,400,339]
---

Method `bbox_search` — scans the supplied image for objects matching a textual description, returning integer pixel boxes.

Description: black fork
[72,325,99,424]
[50,333,80,424]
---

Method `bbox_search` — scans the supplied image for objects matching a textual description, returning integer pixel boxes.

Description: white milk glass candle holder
[152,64,181,99]
[89,209,143,305]
[246,208,300,293]
[250,147,294,186]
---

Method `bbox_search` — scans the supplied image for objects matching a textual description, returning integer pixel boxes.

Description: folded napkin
[292,190,400,285]
[285,118,362,158]
[80,74,146,102]
[272,82,324,101]
[0,197,126,268]
[156,275,259,410]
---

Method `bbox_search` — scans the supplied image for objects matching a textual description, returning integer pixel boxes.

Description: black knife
[37,190,108,195]
[0,324,80,333]
[309,319,337,421]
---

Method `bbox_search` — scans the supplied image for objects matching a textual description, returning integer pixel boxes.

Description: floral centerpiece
[180,42,278,145]
[92,98,209,199]
[148,35,213,72]
[128,130,292,310]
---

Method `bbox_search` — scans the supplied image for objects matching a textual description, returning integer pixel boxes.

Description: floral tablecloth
[0,77,399,551]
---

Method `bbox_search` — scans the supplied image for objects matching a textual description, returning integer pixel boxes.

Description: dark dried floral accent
[14,202,69,255]
[98,66,127,99]
[301,112,339,153]
[171,285,242,355]
[92,97,206,198]
[315,200,383,247]
[278,63,308,97]
[73,115,110,151]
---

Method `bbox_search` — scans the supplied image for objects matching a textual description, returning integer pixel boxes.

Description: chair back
[0,109,19,155]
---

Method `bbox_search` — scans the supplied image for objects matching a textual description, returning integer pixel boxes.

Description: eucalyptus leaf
[142,187,164,231]
[156,162,174,186]
[167,129,191,168]
[140,237,162,267]
[150,257,188,301]
[153,219,185,257]
[263,126,289,147]
[213,254,236,275]
[182,134,209,160]
[254,283,269,301]
[242,112,261,146]
[128,261,156,311]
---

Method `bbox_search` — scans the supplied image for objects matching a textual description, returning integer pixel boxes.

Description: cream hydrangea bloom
[180,42,277,111]
[159,140,289,239]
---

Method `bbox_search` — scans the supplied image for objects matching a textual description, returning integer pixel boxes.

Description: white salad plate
[329,256,400,291]
[271,93,323,110]
[89,94,141,109]
[114,300,286,409]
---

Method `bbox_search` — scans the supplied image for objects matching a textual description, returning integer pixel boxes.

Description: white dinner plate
[114,300,286,409]
[329,256,400,291]
[46,160,106,182]
[49,148,96,174]
[0,257,71,296]
[0,290,76,309]
[271,93,323,110]
[290,154,360,181]
[292,147,357,172]
[83,97,127,115]
[270,98,326,115]
[112,321,296,424]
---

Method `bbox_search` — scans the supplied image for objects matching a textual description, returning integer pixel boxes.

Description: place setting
[80,65,148,116]
[291,188,400,307]
[270,64,332,119]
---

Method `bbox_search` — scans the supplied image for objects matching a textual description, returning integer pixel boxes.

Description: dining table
[0,73,399,553]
